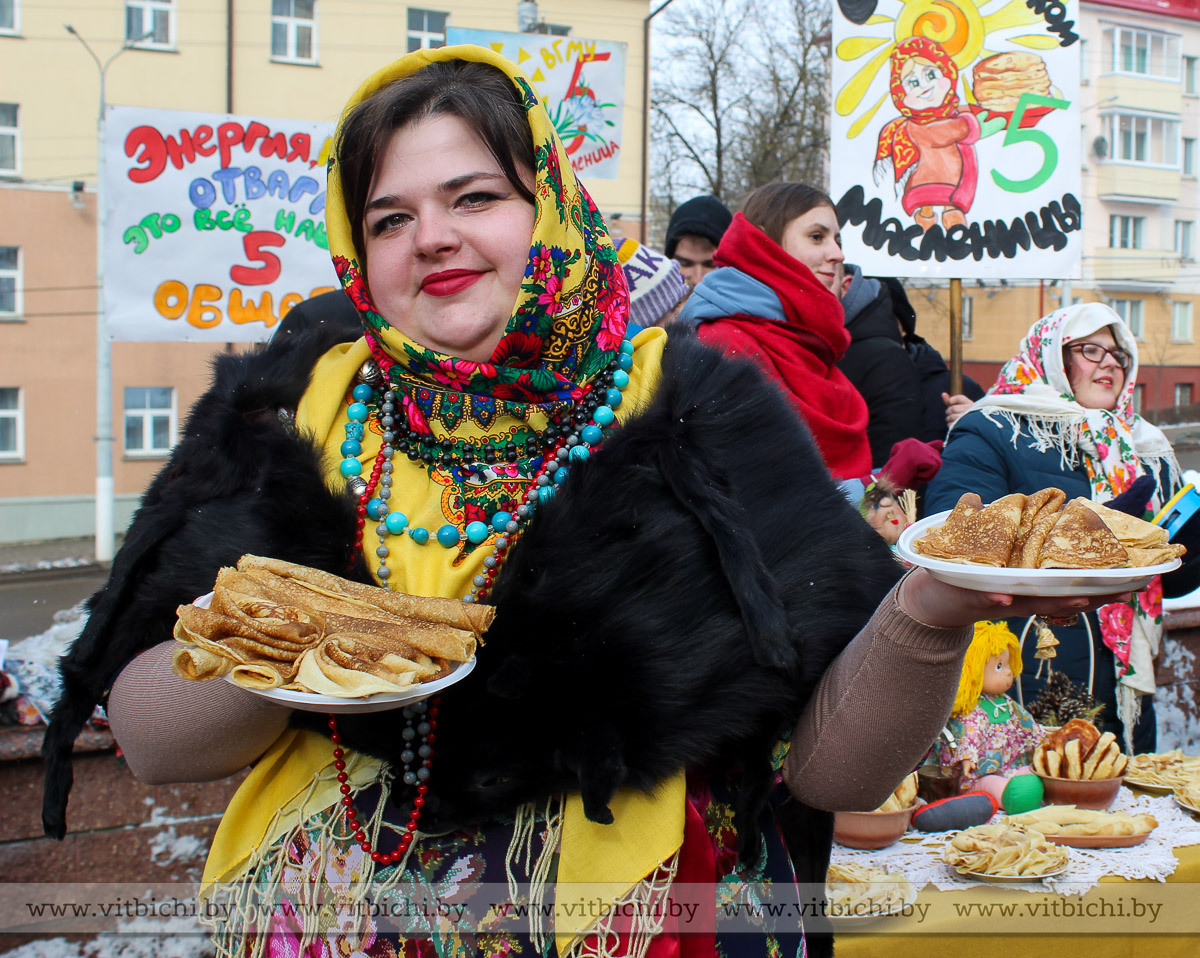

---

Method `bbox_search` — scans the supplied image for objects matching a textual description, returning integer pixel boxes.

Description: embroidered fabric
[830,789,1200,896]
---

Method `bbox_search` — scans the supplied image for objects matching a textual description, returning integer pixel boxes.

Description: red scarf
[696,213,872,479]
[876,37,962,182]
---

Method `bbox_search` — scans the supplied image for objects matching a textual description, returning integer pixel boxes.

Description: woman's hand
[942,392,974,428]
[897,567,1131,629]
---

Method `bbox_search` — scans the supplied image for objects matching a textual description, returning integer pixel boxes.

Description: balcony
[1097,163,1180,202]
[1098,74,1182,117]
[1088,248,1179,286]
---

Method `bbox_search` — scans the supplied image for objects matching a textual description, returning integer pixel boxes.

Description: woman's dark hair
[741,183,835,245]
[336,60,536,260]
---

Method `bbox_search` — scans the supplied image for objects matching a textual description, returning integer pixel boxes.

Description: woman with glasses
[926,303,1198,753]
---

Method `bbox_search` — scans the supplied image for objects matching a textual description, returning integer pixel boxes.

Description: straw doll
[932,621,1047,790]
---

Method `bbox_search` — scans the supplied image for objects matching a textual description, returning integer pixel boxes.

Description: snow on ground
[0,557,94,576]
[2,913,215,958]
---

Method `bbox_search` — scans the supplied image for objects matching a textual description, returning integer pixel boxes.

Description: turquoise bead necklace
[341,342,634,602]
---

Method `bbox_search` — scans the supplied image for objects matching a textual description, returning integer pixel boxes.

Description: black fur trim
[41,323,366,839]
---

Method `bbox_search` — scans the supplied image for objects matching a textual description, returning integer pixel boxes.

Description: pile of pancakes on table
[172,556,492,697]
[913,488,1186,569]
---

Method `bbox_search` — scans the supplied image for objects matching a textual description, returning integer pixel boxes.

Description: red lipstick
[421,269,484,297]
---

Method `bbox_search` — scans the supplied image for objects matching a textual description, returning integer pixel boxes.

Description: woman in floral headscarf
[928,303,1199,753]
[62,48,1134,958]
[874,37,982,233]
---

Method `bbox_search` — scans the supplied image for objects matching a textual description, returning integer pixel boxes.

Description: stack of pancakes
[173,556,492,697]
[972,52,1053,113]
[913,488,1186,569]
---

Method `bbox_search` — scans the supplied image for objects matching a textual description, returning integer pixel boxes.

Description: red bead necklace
[327,701,439,865]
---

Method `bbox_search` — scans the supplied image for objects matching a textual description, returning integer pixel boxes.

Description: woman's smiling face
[900,57,951,110]
[363,114,536,363]
[1063,325,1127,411]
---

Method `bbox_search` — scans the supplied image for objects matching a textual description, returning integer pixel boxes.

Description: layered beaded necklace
[328,340,634,862]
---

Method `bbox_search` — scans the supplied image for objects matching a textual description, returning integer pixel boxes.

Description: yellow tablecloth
[834,841,1200,955]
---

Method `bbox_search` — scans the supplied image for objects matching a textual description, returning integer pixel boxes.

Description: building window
[1186,55,1199,94]
[124,386,175,456]
[1103,25,1180,80]
[961,294,974,341]
[407,8,446,52]
[1109,298,1145,339]
[271,0,316,63]
[1102,113,1180,166]
[1177,221,1194,261]
[126,0,174,48]
[1175,383,1193,407]
[0,102,17,175]
[1186,139,1197,176]
[0,387,21,460]
[1171,301,1193,343]
[1132,383,1145,413]
[0,246,18,317]
[1109,215,1145,249]
[0,0,18,35]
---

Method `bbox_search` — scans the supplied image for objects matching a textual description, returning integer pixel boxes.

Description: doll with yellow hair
[931,621,1048,791]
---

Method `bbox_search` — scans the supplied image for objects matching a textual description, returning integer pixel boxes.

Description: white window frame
[962,294,974,341]
[0,387,23,461]
[0,0,19,36]
[406,8,447,52]
[1175,383,1193,407]
[0,245,19,318]
[126,0,175,50]
[1101,112,1180,167]
[1171,301,1194,343]
[1102,23,1181,80]
[1109,214,1144,249]
[0,102,18,176]
[1132,383,1145,414]
[1186,55,1199,95]
[1185,138,1197,177]
[123,386,177,457]
[271,0,317,64]
[1176,220,1194,261]
[1109,298,1145,340]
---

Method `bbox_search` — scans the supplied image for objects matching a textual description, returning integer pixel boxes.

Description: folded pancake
[1014,509,1061,569]
[294,633,442,697]
[237,555,494,638]
[237,565,478,661]
[1073,498,1171,549]
[172,606,298,688]
[914,493,1024,566]
[174,604,300,663]
[171,643,234,681]
[1037,500,1128,568]
[211,568,324,650]
[1125,544,1187,567]
[1011,488,1066,566]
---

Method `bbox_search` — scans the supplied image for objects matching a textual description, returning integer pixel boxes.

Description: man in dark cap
[664,195,733,290]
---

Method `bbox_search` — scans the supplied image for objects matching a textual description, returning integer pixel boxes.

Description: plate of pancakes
[897,488,1183,596]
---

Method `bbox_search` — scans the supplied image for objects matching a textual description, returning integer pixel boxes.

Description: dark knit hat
[664,195,733,259]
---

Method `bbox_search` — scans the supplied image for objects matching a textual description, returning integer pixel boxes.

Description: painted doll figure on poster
[874,37,984,234]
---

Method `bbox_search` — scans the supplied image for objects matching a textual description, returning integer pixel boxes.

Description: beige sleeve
[106,641,292,785]
[784,573,973,811]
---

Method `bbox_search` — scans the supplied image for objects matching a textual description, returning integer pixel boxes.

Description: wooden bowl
[833,801,922,850]
[1036,774,1123,810]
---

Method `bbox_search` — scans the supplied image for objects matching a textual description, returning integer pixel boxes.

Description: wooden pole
[949,278,963,396]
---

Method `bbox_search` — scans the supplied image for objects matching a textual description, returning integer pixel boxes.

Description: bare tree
[650,0,832,222]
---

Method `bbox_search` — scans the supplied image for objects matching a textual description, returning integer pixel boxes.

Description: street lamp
[64,24,150,563]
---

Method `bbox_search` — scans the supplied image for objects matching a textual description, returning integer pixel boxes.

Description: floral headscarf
[326,45,628,434]
[968,303,1181,748]
[876,37,962,181]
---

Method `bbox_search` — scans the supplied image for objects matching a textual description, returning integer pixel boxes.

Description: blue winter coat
[926,408,1157,752]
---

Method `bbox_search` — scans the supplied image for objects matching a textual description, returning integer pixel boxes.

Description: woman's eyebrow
[365,172,507,213]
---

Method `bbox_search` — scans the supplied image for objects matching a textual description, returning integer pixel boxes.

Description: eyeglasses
[1066,342,1132,372]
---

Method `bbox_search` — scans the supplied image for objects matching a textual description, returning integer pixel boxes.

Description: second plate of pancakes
[897,512,1182,596]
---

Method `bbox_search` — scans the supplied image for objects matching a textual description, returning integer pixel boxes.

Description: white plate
[224,657,476,713]
[957,863,1068,883]
[897,512,1181,596]
[1173,795,1200,816]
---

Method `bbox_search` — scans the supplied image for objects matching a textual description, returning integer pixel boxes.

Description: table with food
[827,487,1200,955]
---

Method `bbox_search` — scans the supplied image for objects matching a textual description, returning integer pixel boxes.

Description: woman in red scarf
[875,37,981,233]
[679,183,872,481]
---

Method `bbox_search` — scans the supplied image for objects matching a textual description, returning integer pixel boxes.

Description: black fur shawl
[43,329,901,953]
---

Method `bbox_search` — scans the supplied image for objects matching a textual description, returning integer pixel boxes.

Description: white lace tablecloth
[830,789,1200,895]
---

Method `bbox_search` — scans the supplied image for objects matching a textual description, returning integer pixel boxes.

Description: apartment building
[0,0,648,544]
[914,0,1200,414]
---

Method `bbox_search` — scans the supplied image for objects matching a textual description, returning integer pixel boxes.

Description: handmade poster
[830,0,1082,279]
[447,28,626,179]
[104,106,338,341]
